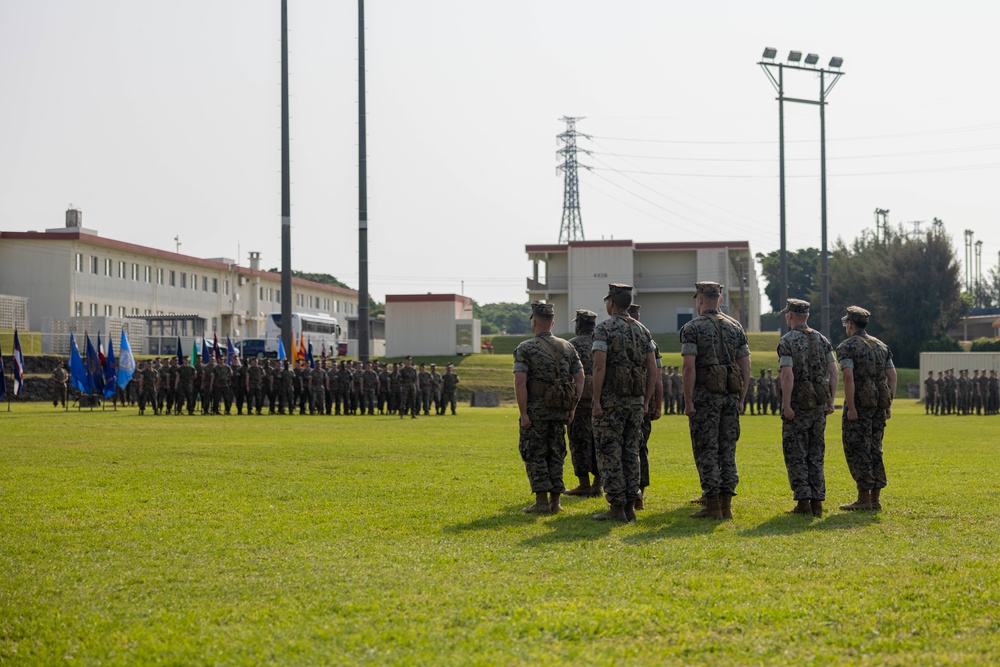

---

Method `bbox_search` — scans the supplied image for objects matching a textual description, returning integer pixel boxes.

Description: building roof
[386,293,469,304]
[0,229,355,296]
[525,239,751,253]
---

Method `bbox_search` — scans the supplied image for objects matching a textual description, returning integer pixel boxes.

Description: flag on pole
[213,332,221,361]
[307,339,314,368]
[117,327,135,389]
[12,329,26,396]
[321,341,327,364]
[103,338,118,399]
[0,340,7,402]
[176,336,184,364]
[277,337,286,361]
[85,333,105,396]
[191,338,199,367]
[202,337,210,364]
[226,337,237,366]
[298,331,306,363]
[97,332,107,367]
[69,333,89,392]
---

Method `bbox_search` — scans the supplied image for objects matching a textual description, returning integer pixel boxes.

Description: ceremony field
[2,400,998,665]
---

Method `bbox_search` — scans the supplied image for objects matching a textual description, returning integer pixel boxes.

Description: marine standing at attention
[564,309,602,498]
[513,302,584,514]
[836,305,896,512]
[680,281,751,520]
[777,299,837,517]
[591,284,658,523]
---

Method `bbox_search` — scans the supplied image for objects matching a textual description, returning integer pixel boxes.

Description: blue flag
[69,333,89,393]
[85,334,105,395]
[0,340,6,401]
[103,338,118,399]
[202,337,210,364]
[12,329,26,396]
[117,327,135,389]
[176,336,184,364]
[307,339,314,368]
[226,336,237,366]
[277,337,286,361]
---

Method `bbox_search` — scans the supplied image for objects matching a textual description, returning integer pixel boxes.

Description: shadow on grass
[740,510,879,537]
[623,505,729,544]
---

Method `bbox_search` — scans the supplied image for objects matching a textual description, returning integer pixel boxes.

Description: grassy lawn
[2,400,999,665]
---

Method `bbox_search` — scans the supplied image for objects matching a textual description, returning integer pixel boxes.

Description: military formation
[924,368,999,416]
[513,281,899,522]
[124,355,459,417]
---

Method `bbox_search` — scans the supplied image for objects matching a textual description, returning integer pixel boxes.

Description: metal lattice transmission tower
[557,116,591,243]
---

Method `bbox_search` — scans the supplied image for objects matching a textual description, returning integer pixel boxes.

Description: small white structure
[384,294,481,357]
[918,352,1000,400]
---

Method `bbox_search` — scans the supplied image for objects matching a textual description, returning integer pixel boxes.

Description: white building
[526,239,761,333]
[0,209,358,350]
[384,294,481,357]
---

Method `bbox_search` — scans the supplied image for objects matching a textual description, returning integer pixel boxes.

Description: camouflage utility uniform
[567,320,598,484]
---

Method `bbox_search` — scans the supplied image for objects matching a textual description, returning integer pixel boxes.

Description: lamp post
[759,49,845,338]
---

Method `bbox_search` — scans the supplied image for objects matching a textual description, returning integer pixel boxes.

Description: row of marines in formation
[923,369,1000,415]
[514,281,894,522]
[53,356,460,418]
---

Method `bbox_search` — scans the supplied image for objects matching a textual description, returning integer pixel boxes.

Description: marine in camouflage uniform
[441,364,459,415]
[744,373,756,415]
[591,284,658,522]
[418,364,433,415]
[628,303,663,511]
[756,369,769,416]
[430,364,443,415]
[836,305,896,512]
[680,281,751,520]
[310,362,328,414]
[377,363,392,415]
[565,309,602,498]
[924,371,937,415]
[776,299,837,517]
[360,362,378,415]
[514,301,584,514]
[232,358,247,415]
[247,358,265,415]
[51,362,69,408]
[211,358,234,415]
[278,361,295,414]
[988,370,999,415]
[138,360,160,415]
[265,359,278,414]
[398,356,419,419]
[175,357,197,415]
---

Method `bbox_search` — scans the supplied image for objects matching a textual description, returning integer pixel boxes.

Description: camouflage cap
[604,283,633,299]
[841,305,870,326]
[530,301,554,317]
[627,303,641,318]
[574,308,597,322]
[780,298,810,314]
[693,281,724,299]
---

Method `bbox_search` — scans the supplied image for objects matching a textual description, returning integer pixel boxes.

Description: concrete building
[526,239,761,333]
[384,294,481,357]
[0,209,358,351]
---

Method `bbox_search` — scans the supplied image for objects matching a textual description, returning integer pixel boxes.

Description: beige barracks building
[0,209,358,351]
[526,239,761,333]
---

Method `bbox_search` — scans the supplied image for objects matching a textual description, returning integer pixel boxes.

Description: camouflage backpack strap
[537,335,569,375]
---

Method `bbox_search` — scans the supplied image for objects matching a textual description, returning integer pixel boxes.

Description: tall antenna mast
[557,116,591,243]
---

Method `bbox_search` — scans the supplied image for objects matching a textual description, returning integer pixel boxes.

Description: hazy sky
[2,1,998,307]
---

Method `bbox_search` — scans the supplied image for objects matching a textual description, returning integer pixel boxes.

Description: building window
[118,306,126,317]
[157,268,164,285]
[275,290,280,302]
[169,270,176,287]
[191,274,197,290]
[118,261,126,278]
[203,276,208,291]
[104,258,112,276]
[91,256,99,274]
[132,307,139,315]
[75,301,83,316]
[75,253,83,272]
[104,305,112,316]
[212,317,218,332]
[213,278,219,294]
[132,263,139,280]
[144,309,151,315]
[89,303,98,316]
[145,266,151,283]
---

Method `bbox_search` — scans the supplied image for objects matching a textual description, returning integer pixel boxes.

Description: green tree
[473,302,531,335]
[827,224,966,367]
[755,248,821,313]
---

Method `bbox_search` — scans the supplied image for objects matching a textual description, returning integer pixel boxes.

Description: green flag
[190,338,199,367]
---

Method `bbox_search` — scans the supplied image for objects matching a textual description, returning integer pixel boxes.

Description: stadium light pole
[759,49,845,339]
[280,0,293,360]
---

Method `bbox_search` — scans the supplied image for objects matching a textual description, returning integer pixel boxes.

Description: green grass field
[2,399,999,665]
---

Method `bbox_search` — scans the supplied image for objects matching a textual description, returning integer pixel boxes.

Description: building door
[676,310,694,330]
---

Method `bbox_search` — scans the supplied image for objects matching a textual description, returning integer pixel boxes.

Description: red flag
[213,331,221,361]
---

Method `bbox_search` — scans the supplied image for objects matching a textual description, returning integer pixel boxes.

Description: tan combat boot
[564,475,592,497]
[839,489,872,511]
[786,499,811,515]
[592,504,628,522]
[624,500,637,523]
[869,488,882,511]
[549,492,562,513]
[810,499,823,517]
[719,493,734,520]
[691,494,723,519]
[522,492,551,514]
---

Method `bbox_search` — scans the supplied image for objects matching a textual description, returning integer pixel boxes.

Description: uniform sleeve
[735,328,751,360]
[777,335,793,368]
[836,340,854,370]
[512,343,528,374]
[592,323,609,353]
[566,344,583,376]
[679,323,698,356]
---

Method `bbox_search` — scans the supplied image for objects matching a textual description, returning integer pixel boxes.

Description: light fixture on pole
[759,49,845,339]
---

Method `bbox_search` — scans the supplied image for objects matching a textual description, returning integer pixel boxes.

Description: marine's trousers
[782,409,827,500]
[593,403,644,505]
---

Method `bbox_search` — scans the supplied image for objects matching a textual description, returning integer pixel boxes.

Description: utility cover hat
[780,298,810,314]
[693,281,723,298]
[841,305,870,326]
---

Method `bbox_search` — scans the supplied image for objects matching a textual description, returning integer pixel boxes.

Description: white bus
[264,312,342,357]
